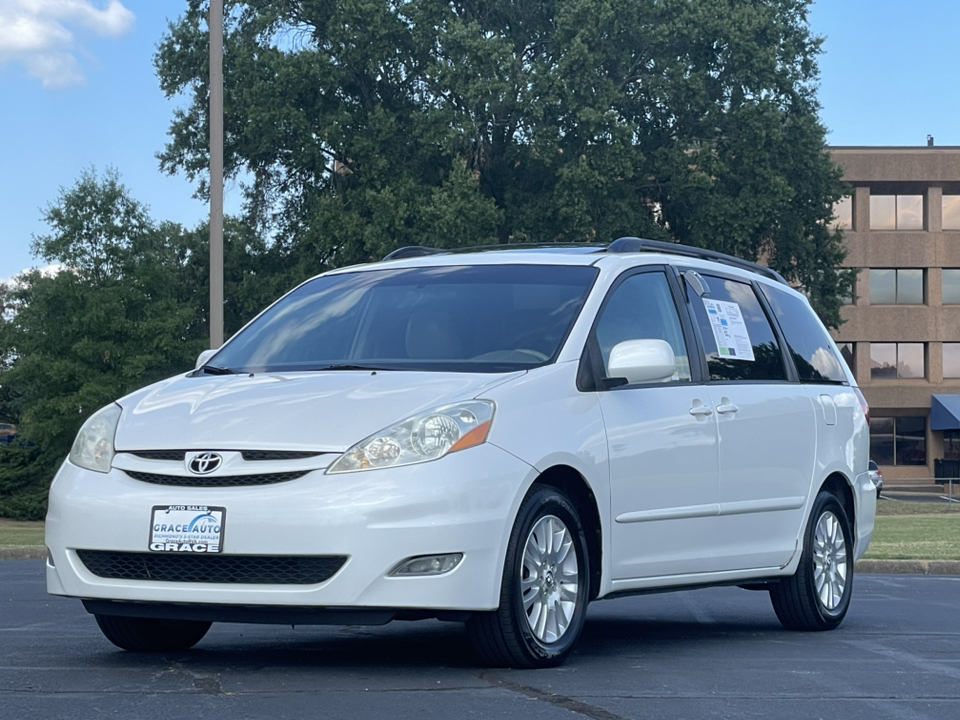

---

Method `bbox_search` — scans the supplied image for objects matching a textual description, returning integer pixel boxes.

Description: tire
[95,614,211,652]
[769,490,854,631]
[467,484,590,668]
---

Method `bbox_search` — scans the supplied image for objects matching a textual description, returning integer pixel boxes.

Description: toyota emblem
[187,452,223,475]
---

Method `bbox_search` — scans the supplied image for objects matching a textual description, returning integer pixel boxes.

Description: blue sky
[1,0,958,282]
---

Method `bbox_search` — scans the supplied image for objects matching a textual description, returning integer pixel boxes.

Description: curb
[855,559,960,575]
[1,547,959,575]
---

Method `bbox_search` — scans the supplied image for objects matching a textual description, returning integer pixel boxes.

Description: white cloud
[0,0,134,88]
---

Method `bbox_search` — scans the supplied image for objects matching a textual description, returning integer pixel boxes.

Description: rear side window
[759,284,848,384]
[688,275,786,382]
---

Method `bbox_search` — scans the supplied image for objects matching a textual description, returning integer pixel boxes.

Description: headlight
[327,400,495,474]
[68,403,121,473]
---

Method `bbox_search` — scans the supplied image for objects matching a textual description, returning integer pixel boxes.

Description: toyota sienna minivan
[46,238,875,667]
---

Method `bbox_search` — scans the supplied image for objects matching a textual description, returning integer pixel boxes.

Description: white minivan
[46,238,874,668]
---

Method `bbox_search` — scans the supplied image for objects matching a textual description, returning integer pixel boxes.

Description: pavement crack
[478,671,628,720]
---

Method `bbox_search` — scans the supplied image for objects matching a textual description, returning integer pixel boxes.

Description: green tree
[0,169,283,519]
[155,0,852,325]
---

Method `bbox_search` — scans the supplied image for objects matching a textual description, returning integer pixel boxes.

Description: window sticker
[702,298,755,361]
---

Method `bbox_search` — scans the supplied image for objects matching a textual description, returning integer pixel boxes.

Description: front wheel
[468,485,590,668]
[769,490,854,631]
[95,615,211,652]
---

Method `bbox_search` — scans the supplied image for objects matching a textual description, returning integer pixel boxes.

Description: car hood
[114,370,523,452]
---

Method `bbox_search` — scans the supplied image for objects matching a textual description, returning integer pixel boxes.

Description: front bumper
[46,444,534,613]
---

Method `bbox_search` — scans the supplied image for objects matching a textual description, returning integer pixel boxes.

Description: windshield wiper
[308,364,398,372]
[198,364,240,375]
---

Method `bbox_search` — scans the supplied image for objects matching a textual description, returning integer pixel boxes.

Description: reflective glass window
[897,270,924,304]
[870,269,923,304]
[870,343,897,379]
[870,343,924,379]
[943,270,960,304]
[870,194,924,229]
[869,417,895,465]
[897,195,924,229]
[870,195,896,229]
[942,195,960,230]
[689,276,786,382]
[870,417,927,466]
[898,343,925,378]
[896,417,927,465]
[832,197,852,230]
[944,344,960,378]
[944,430,960,462]
[759,284,848,383]
[869,269,896,304]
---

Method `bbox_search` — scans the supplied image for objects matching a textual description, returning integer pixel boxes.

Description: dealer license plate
[149,505,226,553]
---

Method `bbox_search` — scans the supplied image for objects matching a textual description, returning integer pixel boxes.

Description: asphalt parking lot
[2,559,958,720]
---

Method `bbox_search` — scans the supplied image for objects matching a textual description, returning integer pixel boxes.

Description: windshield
[208,264,598,374]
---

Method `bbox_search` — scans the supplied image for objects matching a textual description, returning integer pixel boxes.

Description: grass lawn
[864,499,960,561]
[0,519,44,548]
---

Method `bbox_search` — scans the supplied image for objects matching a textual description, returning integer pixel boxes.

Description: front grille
[242,450,325,461]
[130,450,187,461]
[122,470,309,487]
[126,450,325,462]
[77,550,347,585]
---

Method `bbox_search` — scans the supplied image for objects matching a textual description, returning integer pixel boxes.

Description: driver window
[594,272,691,382]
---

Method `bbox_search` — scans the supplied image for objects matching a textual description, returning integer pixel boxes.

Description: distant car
[0,423,17,445]
[868,460,883,499]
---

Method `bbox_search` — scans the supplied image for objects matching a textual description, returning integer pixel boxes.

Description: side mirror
[195,348,218,370]
[607,339,676,385]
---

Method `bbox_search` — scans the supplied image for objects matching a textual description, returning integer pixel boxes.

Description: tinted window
[760,284,848,383]
[689,275,786,381]
[211,265,597,373]
[593,272,691,382]
[870,416,926,466]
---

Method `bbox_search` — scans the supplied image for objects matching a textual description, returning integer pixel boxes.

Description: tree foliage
[155,0,852,323]
[0,169,282,519]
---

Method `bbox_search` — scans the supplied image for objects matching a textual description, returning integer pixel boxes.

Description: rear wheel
[770,490,853,631]
[468,485,590,668]
[95,615,211,652]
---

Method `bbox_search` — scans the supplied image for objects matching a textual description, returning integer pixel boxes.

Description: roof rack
[382,246,448,260]
[381,242,604,261]
[605,237,788,285]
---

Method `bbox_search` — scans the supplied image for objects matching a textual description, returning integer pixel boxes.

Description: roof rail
[605,237,788,285]
[382,246,448,261]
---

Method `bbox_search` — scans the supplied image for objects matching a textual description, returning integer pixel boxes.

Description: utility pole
[209,0,224,348]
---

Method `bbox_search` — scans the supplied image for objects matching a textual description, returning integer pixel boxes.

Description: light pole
[209,0,224,348]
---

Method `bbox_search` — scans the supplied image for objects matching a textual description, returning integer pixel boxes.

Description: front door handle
[689,400,713,417]
[716,397,739,415]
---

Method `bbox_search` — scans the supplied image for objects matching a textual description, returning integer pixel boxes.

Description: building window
[944,429,960,462]
[836,342,855,377]
[869,269,923,304]
[869,194,923,230]
[870,342,925,379]
[943,195,960,230]
[943,270,960,304]
[870,417,926,466]
[944,344,960,378]
[832,197,853,230]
